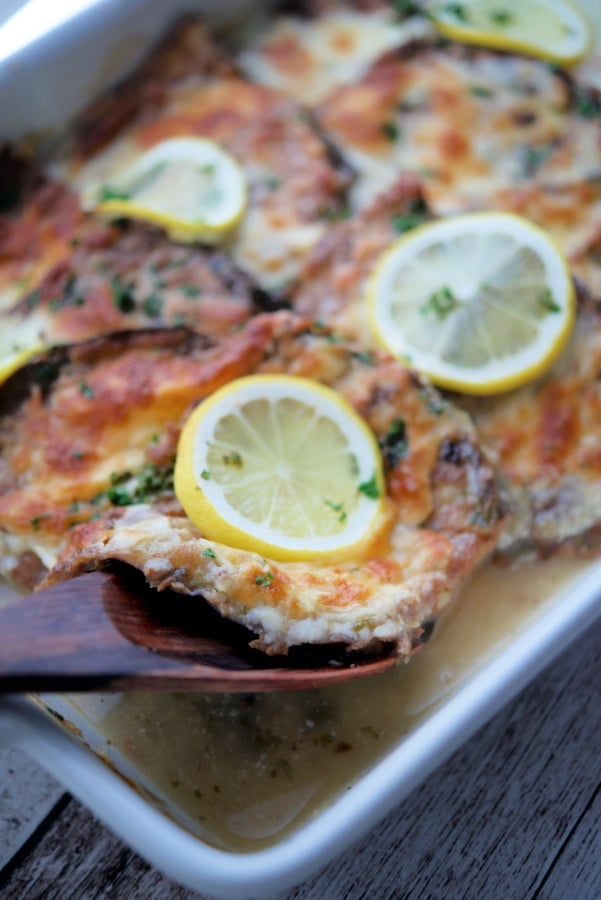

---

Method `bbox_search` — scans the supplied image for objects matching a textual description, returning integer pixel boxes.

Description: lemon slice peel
[368,211,575,396]
[174,374,386,563]
[427,0,593,66]
[95,137,247,244]
[0,314,47,385]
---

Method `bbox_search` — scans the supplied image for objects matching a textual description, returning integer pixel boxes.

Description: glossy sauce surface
[66,556,590,851]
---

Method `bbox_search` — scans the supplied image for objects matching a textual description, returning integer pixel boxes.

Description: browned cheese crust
[459,287,601,559]
[0,313,502,654]
[287,164,601,560]
[56,18,348,290]
[8,219,256,343]
[0,147,82,313]
[314,41,601,290]
[289,171,430,335]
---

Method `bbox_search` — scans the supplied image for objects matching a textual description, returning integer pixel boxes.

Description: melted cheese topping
[317,45,601,212]
[238,7,434,105]
[1,314,503,655]
[51,22,344,290]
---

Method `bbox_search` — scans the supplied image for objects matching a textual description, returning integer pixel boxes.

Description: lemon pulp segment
[174,375,385,561]
[369,212,575,395]
[96,137,247,243]
[0,315,46,385]
[427,0,592,65]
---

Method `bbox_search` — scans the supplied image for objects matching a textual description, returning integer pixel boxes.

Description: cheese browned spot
[315,43,601,289]
[0,147,82,314]
[290,171,430,337]
[238,2,433,105]
[53,19,347,291]
[5,219,256,347]
[0,313,503,656]
[459,286,601,559]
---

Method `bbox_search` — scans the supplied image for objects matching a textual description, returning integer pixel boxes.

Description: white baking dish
[1,2,601,897]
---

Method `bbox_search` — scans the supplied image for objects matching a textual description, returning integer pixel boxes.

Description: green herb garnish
[490,9,512,25]
[382,121,400,141]
[380,418,408,468]
[421,285,459,318]
[324,499,348,523]
[111,276,136,313]
[539,288,561,313]
[358,474,381,499]
[142,293,163,318]
[255,572,274,587]
[98,186,131,203]
[222,451,243,466]
[78,380,94,399]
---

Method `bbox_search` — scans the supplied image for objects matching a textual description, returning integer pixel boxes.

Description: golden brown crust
[290,171,429,335]
[0,147,82,312]
[55,20,347,290]
[8,219,255,343]
[314,42,601,283]
[70,17,235,162]
[459,288,601,558]
[0,313,502,655]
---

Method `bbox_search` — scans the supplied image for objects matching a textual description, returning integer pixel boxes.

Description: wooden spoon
[0,568,398,693]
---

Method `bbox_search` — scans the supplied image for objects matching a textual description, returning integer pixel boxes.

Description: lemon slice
[96,137,247,244]
[174,374,385,562]
[368,212,575,395]
[0,315,46,385]
[427,0,592,65]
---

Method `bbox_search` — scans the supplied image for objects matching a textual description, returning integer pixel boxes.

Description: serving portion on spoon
[0,569,399,693]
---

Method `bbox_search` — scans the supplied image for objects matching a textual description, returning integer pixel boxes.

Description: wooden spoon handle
[0,570,396,693]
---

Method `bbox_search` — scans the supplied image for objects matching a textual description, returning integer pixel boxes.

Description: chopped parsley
[29,515,49,529]
[320,204,351,222]
[106,486,132,506]
[142,293,163,317]
[391,198,429,235]
[352,350,375,366]
[255,572,274,587]
[490,9,512,25]
[421,285,459,318]
[111,276,136,314]
[181,283,201,298]
[382,121,400,141]
[442,3,468,21]
[419,385,447,416]
[222,451,243,467]
[574,88,601,120]
[469,84,494,98]
[201,469,211,480]
[392,0,420,19]
[358,474,381,499]
[520,143,555,177]
[324,499,348,523]
[380,418,408,468]
[78,380,94,398]
[99,461,175,507]
[263,175,282,191]
[539,287,561,313]
[202,548,217,559]
[25,289,41,310]
[97,186,131,202]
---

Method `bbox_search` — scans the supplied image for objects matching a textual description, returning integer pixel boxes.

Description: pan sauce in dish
[61,555,589,850]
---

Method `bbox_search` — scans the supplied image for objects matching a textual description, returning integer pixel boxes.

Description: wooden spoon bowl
[0,568,398,693]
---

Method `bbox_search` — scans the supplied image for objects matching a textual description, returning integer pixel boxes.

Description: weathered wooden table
[0,620,599,899]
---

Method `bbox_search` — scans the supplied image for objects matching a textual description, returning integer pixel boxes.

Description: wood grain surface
[0,569,395,694]
[0,620,599,900]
